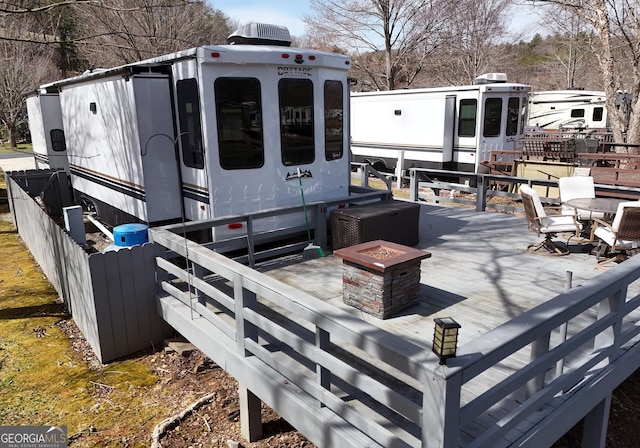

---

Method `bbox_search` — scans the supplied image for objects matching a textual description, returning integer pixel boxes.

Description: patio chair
[520,185,583,256]
[591,201,640,266]
[558,176,604,221]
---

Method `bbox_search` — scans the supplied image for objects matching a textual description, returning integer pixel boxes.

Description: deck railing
[427,255,640,447]
[150,208,640,448]
[10,166,640,446]
[150,224,438,447]
[403,168,640,211]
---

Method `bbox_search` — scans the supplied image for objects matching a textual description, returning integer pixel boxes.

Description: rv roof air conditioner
[227,23,292,46]
[473,73,508,85]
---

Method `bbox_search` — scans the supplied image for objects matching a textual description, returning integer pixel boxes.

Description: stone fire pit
[334,240,431,319]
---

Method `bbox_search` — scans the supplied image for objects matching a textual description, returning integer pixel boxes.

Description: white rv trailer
[349,73,530,180]
[26,90,69,173]
[526,90,607,130]
[32,24,351,235]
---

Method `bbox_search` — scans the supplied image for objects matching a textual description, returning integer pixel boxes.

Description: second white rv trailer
[26,91,69,173]
[526,90,607,130]
[349,74,530,181]
[34,24,351,237]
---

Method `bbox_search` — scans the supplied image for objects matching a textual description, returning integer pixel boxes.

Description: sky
[210,0,544,41]
[212,0,311,37]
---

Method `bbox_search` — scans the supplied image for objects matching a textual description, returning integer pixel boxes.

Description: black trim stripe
[182,184,210,204]
[70,164,146,202]
[34,153,49,163]
[33,153,50,169]
[69,163,211,205]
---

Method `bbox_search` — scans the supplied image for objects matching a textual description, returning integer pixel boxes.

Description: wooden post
[313,204,327,251]
[235,273,262,441]
[192,263,205,306]
[239,385,263,442]
[595,290,624,361]
[409,169,418,202]
[422,364,461,448]
[556,271,573,378]
[360,165,368,188]
[581,395,612,448]
[526,333,550,399]
[475,175,488,212]
[396,150,405,189]
[316,326,330,407]
[234,273,258,357]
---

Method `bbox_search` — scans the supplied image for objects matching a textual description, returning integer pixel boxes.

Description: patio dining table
[565,197,627,219]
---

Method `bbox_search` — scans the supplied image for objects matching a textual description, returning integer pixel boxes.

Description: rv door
[443,95,456,163]
[134,75,182,223]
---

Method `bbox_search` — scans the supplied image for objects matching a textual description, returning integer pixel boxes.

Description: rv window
[483,98,502,137]
[593,107,604,122]
[50,129,66,152]
[215,78,264,170]
[458,99,477,137]
[506,97,520,136]
[279,79,314,166]
[570,109,585,118]
[324,80,343,161]
[177,79,204,169]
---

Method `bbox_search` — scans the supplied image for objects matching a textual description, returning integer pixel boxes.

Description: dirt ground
[56,320,313,448]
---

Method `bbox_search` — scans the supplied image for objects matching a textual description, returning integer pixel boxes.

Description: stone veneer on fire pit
[334,240,431,319]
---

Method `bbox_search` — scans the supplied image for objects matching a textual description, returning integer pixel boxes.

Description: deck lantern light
[432,317,461,364]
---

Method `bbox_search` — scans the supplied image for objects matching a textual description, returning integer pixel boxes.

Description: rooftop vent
[227,23,292,47]
[473,73,508,85]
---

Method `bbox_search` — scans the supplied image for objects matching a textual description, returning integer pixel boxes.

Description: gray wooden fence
[6,172,172,362]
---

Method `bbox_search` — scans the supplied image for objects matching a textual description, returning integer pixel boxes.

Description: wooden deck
[261,202,614,347]
[151,200,640,448]
[9,164,640,447]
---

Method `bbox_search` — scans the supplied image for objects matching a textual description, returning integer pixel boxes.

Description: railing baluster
[527,333,551,399]
[316,326,330,408]
[234,273,258,357]
[245,217,255,268]
[475,174,488,212]
[409,169,418,202]
[556,271,573,377]
[595,289,626,361]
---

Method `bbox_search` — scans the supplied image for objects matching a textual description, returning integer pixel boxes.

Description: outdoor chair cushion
[558,176,605,221]
[593,201,640,251]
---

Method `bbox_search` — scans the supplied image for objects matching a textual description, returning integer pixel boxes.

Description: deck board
[259,202,614,349]
[250,200,640,446]
[165,200,640,447]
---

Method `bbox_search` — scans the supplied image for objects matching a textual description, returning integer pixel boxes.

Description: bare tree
[531,0,640,144]
[72,0,232,67]
[0,16,56,148]
[305,0,452,91]
[431,0,513,86]
[0,1,232,68]
[0,1,233,149]
[537,4,600,89]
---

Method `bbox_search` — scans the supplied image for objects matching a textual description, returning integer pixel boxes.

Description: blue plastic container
[113,223,149,247]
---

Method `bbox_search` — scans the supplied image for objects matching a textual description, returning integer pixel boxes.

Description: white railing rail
[150,226,439,448]
[152,221,640,447]
[425,254,640,447]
